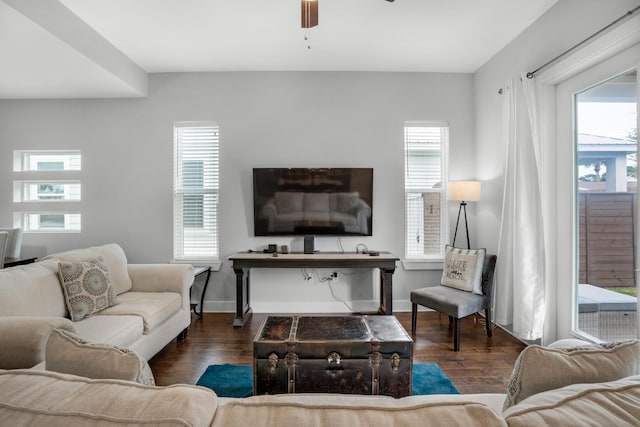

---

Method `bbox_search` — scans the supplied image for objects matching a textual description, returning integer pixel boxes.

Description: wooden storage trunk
[253,315,413,398]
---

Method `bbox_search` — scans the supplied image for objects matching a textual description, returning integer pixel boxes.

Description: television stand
[228,251,399,327]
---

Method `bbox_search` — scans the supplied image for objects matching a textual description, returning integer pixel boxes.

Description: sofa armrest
[127,264,194,295]
[0,317,76,369]
[262,201,277,219]
[354,200,372,234]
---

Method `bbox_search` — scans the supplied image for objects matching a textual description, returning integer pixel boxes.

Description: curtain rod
[526,5,640,79]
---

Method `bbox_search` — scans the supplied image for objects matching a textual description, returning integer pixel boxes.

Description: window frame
[403,121,450,269]
[173,121,220,266]
[12,150,82,233]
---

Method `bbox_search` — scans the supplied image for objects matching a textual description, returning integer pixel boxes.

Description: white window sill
[402,258,444,271]
[171,260,222,272]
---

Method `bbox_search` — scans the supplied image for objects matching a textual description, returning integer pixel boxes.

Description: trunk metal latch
[327,351,342,365]
[268,353,278,373]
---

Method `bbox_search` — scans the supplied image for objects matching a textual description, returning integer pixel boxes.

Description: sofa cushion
[44,243,133,295]
[504,375,640,426]
[212,393,507,427]
[304,193,330,212]
[45,329,154,385]
[58,258,118,321]
[0,369,218,426]
[330,192,361,213]
[73,314,144,348]
[98,292,182,333]
[503,340,640,410]
[273,192,304,214]
[303,212,331,222]
[330,212,359,225]
[441,245,486,294]
[0,259,67,317]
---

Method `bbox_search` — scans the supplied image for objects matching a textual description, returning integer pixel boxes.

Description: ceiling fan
[302,0,395,29]
[301,0,395,49]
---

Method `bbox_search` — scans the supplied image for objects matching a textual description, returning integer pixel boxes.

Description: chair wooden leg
[453,318,461,351]
[411,303,417,332]
[485,308,493,337]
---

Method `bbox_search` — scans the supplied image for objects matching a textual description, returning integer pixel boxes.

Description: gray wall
[0,71,475,313]
[473,0,639,255]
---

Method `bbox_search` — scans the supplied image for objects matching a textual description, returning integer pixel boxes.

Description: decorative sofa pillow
[503,339,640,410]
[330,192,361,213]
[43,243,133,295]
[45,328,155,385]
[57,257,118,321]
[440,245,486,294]
[503,375,640,425]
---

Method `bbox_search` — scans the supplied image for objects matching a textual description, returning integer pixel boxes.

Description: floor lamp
[448,181,481,249]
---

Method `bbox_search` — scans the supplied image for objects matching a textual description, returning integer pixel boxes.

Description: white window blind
[404,123,449,258]
[173,122,219,261]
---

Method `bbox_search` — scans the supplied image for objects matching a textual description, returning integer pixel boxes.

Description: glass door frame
[555,47,639,342]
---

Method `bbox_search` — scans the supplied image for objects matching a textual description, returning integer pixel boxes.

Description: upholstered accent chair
[411,254,497,351]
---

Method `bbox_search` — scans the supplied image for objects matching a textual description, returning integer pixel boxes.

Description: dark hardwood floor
[149,311,525,394]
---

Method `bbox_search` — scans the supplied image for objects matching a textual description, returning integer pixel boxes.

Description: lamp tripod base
[452,201,471,249]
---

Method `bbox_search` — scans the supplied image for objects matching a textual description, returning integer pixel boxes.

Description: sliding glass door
[574,69,638,341]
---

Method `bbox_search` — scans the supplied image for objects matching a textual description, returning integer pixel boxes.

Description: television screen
[253,168,373,236]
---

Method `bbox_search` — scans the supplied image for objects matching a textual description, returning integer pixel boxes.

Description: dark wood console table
[228,252,399,327]
[3,256,37,268]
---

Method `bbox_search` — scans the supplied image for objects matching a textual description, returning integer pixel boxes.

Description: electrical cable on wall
[356,243,368,254]
[300,268,312,281]
[327,280,355,312]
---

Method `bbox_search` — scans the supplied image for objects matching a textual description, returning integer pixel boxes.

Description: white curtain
[494,75,546,341]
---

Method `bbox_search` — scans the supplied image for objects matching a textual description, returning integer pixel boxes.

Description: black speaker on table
[304,236,315,254]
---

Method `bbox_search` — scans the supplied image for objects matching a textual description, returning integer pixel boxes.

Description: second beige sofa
[0,243,194,368]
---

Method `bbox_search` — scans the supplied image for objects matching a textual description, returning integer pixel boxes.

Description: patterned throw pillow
[46,329,155,386]
[58,257,117,321]
[441,245,486,294]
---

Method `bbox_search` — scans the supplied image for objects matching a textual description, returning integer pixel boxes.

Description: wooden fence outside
[579,192,636,287]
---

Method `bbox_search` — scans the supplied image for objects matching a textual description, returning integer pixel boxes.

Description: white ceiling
[0,0,559,99]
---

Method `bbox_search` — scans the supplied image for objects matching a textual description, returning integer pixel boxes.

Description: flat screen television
[253,168,373,236]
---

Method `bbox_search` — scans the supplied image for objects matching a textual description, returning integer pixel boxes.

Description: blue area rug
[196,363,459,398]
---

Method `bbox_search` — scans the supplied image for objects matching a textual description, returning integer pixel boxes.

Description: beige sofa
[0,337,639,426]
[262,191,372,234]
[0,243,194,368]
[0,369,638,426]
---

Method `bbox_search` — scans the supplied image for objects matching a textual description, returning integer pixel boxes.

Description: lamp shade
[448,181,481,202]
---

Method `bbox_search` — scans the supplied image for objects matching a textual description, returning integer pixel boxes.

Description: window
[17,181,81,201]
[23,212,81,231]
[13,150,81,172]
[13,150,82,233]
[173,122,219,262]
[404,122,449,259]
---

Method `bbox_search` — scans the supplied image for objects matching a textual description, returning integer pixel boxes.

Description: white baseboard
[195,299,435,314]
